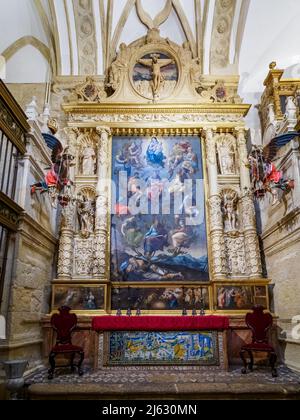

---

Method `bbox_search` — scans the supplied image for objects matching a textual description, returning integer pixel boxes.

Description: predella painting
[53,286,105,311]
[111,136,209,282]
[112,287,209,311]
[216,286,268,311]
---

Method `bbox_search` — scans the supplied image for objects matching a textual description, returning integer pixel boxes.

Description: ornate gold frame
[109,283,212,316]
[51,283,108,315]
[109,132,211,283]
[213,281,270,315]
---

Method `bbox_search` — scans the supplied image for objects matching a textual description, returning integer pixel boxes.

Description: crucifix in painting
[137,54,175,97]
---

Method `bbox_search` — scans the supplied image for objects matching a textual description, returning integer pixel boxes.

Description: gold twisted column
[93,126,111,279]
[203,128,227,279]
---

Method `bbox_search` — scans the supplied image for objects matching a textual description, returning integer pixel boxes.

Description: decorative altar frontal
[93,316,229,368]
[107,331,218,366]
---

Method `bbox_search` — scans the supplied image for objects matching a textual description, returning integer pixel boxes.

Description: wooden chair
[48,307,84,380]
[240,305,278,377]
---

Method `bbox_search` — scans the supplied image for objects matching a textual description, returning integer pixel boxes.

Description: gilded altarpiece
[52,30,269,318]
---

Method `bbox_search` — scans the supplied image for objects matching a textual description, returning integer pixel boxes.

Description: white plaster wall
[5,45,49,83]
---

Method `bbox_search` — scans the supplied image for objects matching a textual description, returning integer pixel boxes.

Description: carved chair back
[246,305,273,344]
[51,306,78,345]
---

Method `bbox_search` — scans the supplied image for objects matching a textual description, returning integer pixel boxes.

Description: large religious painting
[110,136,209,282]
[106,331,218,366]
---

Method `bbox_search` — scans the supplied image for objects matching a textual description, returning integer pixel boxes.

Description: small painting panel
[106,331,218,366]
[111,286,210,311]
[52,285,105,312]
[216,285,268,311]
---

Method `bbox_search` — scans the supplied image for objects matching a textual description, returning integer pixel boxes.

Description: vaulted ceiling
[1,0,300,116]
[1,0,250,78]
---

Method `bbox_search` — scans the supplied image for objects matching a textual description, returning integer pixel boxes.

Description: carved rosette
[93,126,112,278]
[57,230,74,279]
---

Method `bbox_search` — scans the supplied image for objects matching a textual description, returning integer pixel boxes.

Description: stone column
[203,128,227,279]
[236,128,262,278]
[93,126,111,279]
[57,203,76,279]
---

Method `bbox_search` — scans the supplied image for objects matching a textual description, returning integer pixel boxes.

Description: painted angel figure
[137,54,175,97]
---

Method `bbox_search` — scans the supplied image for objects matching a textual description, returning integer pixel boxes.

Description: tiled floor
[27,365,300,386]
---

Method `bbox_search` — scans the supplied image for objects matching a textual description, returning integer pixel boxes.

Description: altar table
[92,315,230,332]
[92,316,230,368]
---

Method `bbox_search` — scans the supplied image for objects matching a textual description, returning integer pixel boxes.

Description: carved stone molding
[74,77,107,103]
[57,229,74,279]
[208,195,227,278]
[67,112,245,124]
[61,202,76,230]
[74,236,94,276]
[224,234,247,276]
[210,0,236,73]
[240,192,256,230]
[210,232,227,278]
[92,126,112,278]
[136,0,172,30]
[73,0,97,75]
[209,195,223,230]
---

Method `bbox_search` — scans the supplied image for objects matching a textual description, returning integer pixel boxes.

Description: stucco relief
[74,237,94,276]
[210,0,236,73]
[73,0,97,75]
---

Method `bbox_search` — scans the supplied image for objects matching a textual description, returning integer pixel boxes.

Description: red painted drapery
[92,316,230,332]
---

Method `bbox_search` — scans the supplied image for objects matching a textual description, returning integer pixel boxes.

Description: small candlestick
[200,287,206,316]
[127,286,132,317]
[116,287,122,316]
[182,287,187,316]
[192,288,197,316]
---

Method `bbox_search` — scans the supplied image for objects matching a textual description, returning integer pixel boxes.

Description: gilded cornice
[62,102,251,116]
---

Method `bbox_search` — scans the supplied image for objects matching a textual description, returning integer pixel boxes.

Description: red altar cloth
[92,316,230,332]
